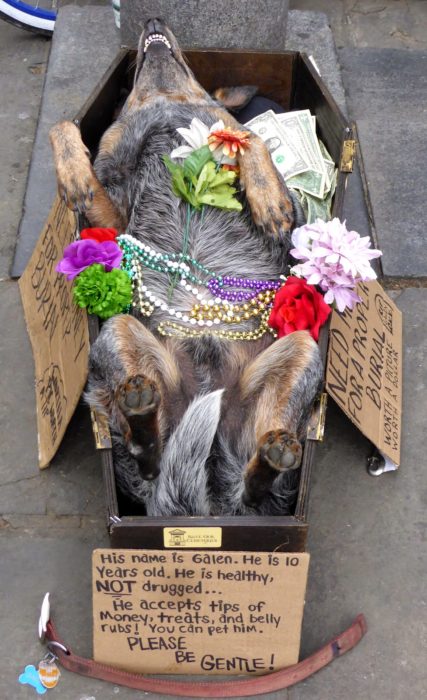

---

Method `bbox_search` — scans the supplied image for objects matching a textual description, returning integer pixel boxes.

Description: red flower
[208,127,251,158]
[268,277,331,341]
[80,228,118,243]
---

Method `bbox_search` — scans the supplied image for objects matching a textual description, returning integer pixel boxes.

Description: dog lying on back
[50,19,323,516]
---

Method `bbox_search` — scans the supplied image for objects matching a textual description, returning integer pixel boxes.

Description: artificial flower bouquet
[55,117,382,341]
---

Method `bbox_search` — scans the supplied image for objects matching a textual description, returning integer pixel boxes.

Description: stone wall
[121,0,289,50]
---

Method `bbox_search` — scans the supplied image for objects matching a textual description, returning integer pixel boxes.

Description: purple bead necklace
[207,275,282,302]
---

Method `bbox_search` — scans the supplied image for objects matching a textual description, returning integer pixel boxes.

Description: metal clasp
[90,409,112,449]
[307,392,328,441]
[340,139,356,172]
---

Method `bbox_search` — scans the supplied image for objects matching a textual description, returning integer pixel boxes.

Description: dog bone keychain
[18,654,61,695]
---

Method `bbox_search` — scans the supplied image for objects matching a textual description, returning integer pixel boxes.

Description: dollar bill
[306,167,338,223]
[318,139,333,162]
[289,188,308,220]
[285,170,325,199]
[277,110,327,198]
[307,193,330,223]
[245,111,310,180]
[246,109,338,223]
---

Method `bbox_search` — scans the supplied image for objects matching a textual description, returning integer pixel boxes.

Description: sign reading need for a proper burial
[93,549,309,675]
[326,280,402,466]
[19,197,89,468]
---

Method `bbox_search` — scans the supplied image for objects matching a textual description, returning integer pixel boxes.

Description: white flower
[170,118,234,165]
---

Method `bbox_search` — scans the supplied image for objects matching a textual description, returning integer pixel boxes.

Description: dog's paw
[242,430,302,508]
[250,192,294,241]
[57,167,96,214]
[239,139,294,241]
[258,430,302,472]
[116,375,160,416]
[50,121,95,213]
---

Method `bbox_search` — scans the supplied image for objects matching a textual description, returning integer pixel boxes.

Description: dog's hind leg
[49,121,127,230]
[86,314,180,483]
[236,331,323,509]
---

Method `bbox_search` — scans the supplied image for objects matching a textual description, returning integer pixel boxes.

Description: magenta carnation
[56,239,123,280]
[290,218,382,312]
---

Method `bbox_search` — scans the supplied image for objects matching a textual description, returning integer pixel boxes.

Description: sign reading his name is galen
[326,280,402,465]
[92,549,309,675]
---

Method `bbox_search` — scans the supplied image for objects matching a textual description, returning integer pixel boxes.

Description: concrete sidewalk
[1,2,426,699]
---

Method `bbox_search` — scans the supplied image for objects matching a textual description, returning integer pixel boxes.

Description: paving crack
[349,1,387,15]
[0,473,39,488]
[382,277,427,290]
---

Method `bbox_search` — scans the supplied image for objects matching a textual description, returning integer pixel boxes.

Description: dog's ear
[212,86,258,111]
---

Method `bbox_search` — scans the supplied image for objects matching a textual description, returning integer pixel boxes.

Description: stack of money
[245,109,338,224]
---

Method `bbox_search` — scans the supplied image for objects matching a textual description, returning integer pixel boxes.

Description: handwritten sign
[19,197,89,467]
[326,280,402,466]
[93,549,309,675]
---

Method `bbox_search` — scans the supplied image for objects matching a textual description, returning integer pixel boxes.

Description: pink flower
[290,218,382,312]
[56,239,123,280]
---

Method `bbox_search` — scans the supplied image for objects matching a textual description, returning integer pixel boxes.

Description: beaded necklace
[118,233,281,341]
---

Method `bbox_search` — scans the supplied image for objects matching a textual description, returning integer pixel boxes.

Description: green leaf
[198,187,242,211]
[183,145,213,180]
[195,161,218,197]
[209,169,238,188]
[162,154,183,178]
[163,153,241,211]
[163,155,198,206]
[204,184,238,198]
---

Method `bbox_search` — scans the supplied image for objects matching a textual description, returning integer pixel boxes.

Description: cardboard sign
[326,280,402,466]
[19,197,89,468]
[92,549,310,675]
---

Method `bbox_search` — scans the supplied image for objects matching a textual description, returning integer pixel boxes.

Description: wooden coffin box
[79,48,358,553]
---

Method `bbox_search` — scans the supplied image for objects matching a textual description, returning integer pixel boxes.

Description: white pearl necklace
[131,259,223,327]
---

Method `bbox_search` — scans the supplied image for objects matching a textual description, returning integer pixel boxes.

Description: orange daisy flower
[208,126,251,159]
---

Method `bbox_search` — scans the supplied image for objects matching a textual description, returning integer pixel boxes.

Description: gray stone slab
[121,0,289,50]
[11,5,120,278]
[289,289,426,699]
[0,280,105,514]
[0,281,39,483]
[0,404,106,516]
[339,48,427,278]
[0,24,49,280]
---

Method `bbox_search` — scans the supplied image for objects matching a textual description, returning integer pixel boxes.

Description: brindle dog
[50,19,323,516]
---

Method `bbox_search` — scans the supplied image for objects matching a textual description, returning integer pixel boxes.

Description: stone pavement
[1,2,426,699]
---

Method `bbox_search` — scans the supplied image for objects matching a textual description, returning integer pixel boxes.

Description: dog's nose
[145,17,165,35]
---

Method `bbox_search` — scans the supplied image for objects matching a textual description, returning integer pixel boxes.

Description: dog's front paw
[239,136,295,241]
[56,165,96,213]
[247,184,294,241]
[50,121,95,213]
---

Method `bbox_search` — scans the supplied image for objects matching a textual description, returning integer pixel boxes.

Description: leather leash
[45,614,367,697]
